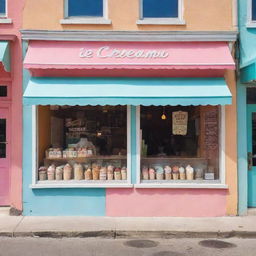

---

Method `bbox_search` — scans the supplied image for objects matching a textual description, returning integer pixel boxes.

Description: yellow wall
[23,0,235,31]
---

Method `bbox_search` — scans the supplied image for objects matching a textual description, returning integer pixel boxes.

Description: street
[0,237,255,256]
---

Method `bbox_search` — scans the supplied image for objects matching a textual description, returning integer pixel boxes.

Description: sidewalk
[1,215,256,239]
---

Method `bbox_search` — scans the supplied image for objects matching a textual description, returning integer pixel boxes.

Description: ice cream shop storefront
[22,38,238,216]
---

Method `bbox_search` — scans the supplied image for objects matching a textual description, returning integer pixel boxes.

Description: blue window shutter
[143,0,178,18]
[252,0,256,20]
[68,0,103,17]
[0,0,6,15]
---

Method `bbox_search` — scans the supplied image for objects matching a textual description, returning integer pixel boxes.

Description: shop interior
[140,106,220,181]
[37,105,127,182]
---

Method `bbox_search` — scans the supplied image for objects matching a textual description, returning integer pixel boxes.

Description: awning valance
[24,41,235,77]
[0,41,10,73]
[23,77,232,106]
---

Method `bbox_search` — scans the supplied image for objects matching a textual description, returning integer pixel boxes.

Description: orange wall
[225,69,238,216]
[23,0,235,31]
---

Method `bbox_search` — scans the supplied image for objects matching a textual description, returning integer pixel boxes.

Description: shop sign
[79,46,169,59]
[172,111,188,136]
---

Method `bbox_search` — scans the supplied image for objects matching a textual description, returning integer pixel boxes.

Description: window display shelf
[44,155,127,165]
[30,180,133,189]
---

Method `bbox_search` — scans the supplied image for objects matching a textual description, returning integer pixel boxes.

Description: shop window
[142,0,178,18]
[67,0,103,17]
[139,106,222,184]
[36,105,130,186]
[0,0,6,16]
[0,86,7,97]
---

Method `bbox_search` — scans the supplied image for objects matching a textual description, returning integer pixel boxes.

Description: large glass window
[142,0,178,18]
[0,0,5,16]
[68,0,103,17]
[37,106,128,183]
[140,106,220,183]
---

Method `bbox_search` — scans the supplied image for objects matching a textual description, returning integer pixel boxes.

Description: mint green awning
[0,41,10,72]
[23,77,232,106]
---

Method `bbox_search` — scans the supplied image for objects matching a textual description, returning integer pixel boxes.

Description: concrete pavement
[2,215,256,238]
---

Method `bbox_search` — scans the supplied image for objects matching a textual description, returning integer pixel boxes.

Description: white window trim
[247,0,256,27]
[0,0,12,24]
[60,0,111,25]
[30,105,132,189]
[137,0,185,25]
[135,105,228,189]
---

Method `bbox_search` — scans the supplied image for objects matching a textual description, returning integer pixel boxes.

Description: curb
[1,230,256,239]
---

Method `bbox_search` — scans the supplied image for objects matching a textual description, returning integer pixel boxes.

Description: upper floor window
[142,0,178,18]
[0,0,6,17]
[252,0,256,21]
[137,0,184,25]
[67,0,103,17]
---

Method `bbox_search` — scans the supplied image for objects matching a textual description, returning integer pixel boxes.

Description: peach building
[21,0,238,216]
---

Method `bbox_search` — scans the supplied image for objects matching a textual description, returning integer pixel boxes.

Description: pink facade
[0,0,23,211]
[106,189,227,217]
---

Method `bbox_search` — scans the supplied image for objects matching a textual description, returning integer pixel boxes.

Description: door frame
[0,103,11,206]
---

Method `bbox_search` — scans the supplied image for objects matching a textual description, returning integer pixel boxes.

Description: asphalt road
[0,237,255,256]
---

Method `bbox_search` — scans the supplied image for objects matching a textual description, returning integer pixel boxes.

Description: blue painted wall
[22,105,106,216]
[239,0,256,68]
[22,42,108,216]
[237,0,256,214]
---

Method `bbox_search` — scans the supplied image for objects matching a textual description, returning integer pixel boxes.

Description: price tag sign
[172,111,188,135]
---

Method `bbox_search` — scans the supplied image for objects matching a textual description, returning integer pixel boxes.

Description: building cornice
[21,30,237,42]
[0,34,16,41]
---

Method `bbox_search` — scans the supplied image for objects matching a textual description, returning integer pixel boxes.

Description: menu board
[172,111,188,135]
[204,108,219,159]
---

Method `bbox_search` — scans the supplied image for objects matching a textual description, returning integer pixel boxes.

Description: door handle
[248,152,253,171]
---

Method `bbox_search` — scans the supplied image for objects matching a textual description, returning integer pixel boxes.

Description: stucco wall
[22,0,235,31]
[0,0,24,211]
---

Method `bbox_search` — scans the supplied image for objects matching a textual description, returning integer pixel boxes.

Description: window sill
[60,18,112,25]
[135,180,228,189]
[30,180,133,189]
[0,18,12,24]
[246,21,256,28]
[136,18,185,25]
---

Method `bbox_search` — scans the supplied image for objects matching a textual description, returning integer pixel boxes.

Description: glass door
[0,108,9,205]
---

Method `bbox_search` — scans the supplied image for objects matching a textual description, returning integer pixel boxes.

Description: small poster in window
[172,111,188,135]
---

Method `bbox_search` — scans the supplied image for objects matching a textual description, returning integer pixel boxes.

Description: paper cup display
[186,165,194,180]
[121,167,127,180]
[85,168,92,180]
[47,164,55,180]
[155,166,164,180]
[63,163,72,180]
[74,163,84,180]
[114,168,121,180]
[99,167,107,180]
[179,166,186,180]
[164,166,172,180]
[172,166,179,180]
[107,165,114,180]
[38,167,47,181]
[92,167,100,180]
[55,166,64,180]
[149,168,156,180]
[142,166,149,180]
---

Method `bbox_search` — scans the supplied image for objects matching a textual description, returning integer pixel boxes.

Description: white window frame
[137,0,185,25]
[30,105,132,188]
[247,0,256,27]
[60,0,111,25]
[0,0,12,24]
[134,105,228,189]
